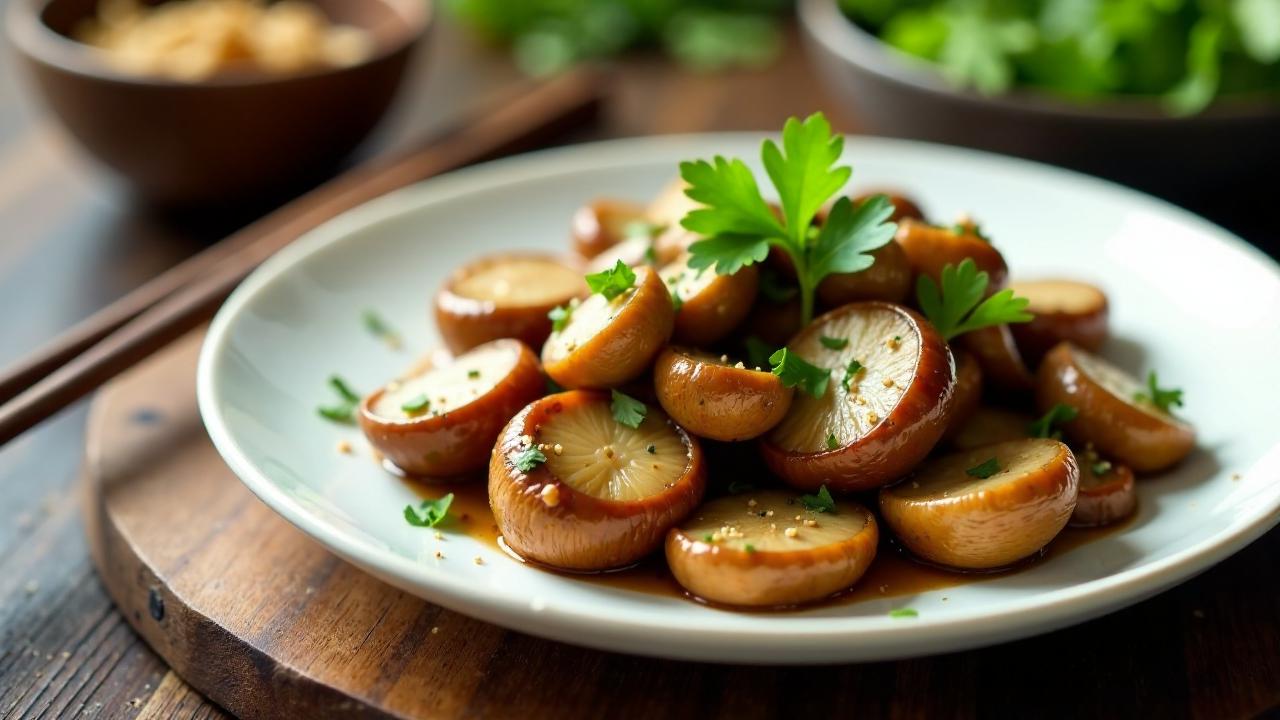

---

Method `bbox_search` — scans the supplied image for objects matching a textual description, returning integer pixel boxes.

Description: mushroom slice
[1036,342,1194,472]
[816,240,913,306]
[851,190,926,223]
[653,347,793,441]
[1071,448,1137,527]
[1008,279,1110,366]
[660,253,759,346]
[940,350,983,442]
[541,266,675,388]
[879,439,1079,570]
[761,302,956,492]
[489,390,705,571]
[948,406,1034,451]
[665,490,878,608]
[570,198,649,260]
[895,218,1008,292]
[958,324,1035,392]
[360,339,544,478]
[435,252,586,354]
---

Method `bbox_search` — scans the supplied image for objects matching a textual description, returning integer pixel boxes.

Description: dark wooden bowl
[6,0,430,206]
[798,0,1280,195]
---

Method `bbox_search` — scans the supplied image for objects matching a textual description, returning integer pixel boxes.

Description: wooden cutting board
[81,331,1280,719]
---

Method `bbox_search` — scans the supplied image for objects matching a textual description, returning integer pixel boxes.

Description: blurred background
[0,1,1278,712]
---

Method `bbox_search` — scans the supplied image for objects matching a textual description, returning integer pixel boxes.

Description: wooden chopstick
[0,69,606,446]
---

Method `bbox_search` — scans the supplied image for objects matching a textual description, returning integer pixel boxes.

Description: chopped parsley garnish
[511,446,547,473]
[1134,371,1184,414]
[681,113,897,325]
[547,300,575,333]
[585,259,637,300]
[888,608,918,619]
[467,369,480,379]
[915,258,1033,340]
[670,287,684,312]
[646,444,656,454]
[362,310,401,348]
[545,375,564,394]
[1091,459,1114,476]
[965,457,1000,479]
[404,493,453,528]
[819,335,849,350]
[400,394,431,415]
[1029,403,1079,439]
[825,433,839,450]
[769,348,830,398]
[758,267,798,304]
[610,389,647,429]
[841,358,865,391]
[317,375,361,423]
[703,533,715,542]
[643,244,658,265]
[744,544,756,554]
[727,480,755,494]
[744,336,777,370]
[799,485,836,513]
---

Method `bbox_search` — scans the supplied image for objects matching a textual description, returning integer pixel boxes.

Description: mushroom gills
[452,257,584,307]
[371,343,517,420]
[539,402,689,501]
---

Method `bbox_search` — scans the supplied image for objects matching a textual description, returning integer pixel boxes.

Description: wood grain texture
[3,15,1280,720]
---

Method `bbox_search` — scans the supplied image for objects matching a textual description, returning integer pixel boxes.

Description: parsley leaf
[841,358,865,391]
[585,260,637,300]
[762,113,851,246]
[744,543,756,554]
[1029,403,1079,439]
[362,310,401,348]
[400,394,430,415]
[916,258,1033,340]
[680,113,896,325]
[548,300,575,333]
[769,348,831,398]
[1134,371,1184,413]
[511,446,547,473]
[1091,459,1114,476]
[825,432,839,450]
[610,389,647,429]
[965,457,1000,479]
[888,608,919,619]
[744,336,777,370]
[318,375,361,423]
[799,485,836,513]
[670,287,684,312]
[404,493,453,528]
[819,335,849,350]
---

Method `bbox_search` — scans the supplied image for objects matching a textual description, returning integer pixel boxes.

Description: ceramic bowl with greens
[799,0,1280,193]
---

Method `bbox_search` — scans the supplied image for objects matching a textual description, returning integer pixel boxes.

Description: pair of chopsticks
[0,69,607,446]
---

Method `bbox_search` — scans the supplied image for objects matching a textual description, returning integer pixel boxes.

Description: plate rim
[197,132,1280,662]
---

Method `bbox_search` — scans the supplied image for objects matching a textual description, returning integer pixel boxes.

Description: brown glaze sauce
[406,476,1132,612]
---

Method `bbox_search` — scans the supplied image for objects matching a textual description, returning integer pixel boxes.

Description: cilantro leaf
[585,260,637,300]
[686,234,771,276]
[841,358,865,392]
[761,113,851,245]
[404,493,454,528]
[799,485,836,513]
[679,156,785,239]
[400,394,430,415]
[329,376,361,404]
[1134,371,1184,413]
[1029,403,1079,439]
[825,432,838,450]
[362,310,400,348]
[888,608,919,619]
[1091,459,1114,476]
[511,446,547,473]
[916,259,1033,340]
[820,335,849,350]
[965,457,1001,479]
[610,389,647,429]
[769,348,830,398]
[744,336,777,370]
[807,195,896,280]
[318,376,361,423]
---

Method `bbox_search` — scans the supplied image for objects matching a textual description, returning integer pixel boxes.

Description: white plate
[198,134,1280,663]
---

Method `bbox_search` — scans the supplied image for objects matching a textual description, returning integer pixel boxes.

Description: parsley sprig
[916,258,1033,341]
[404,493,453,528]
[769,348,830,398]
[318,376,361,424]
[585,260,637,300]
[799,485,836,513]
[1029,403,1079,439]
[1134,371,1184,414]
[680,113,897,325]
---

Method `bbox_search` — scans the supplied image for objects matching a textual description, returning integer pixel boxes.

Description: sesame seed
[553,443,564,456]
[882,378,894,388]
[335,440,352,454]
[804,519,818,527]
[867,411,880,424]
[784,527,799,538]
[747,499,758,508]
[765,510,774,517]
[434,531,444,540]
[434,550,444,559]
[431,626,440,634]
[540,484,561,507]
[474,556,484,565]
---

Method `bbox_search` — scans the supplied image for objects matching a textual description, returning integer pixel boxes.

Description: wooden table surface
[1,15,1278,720]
